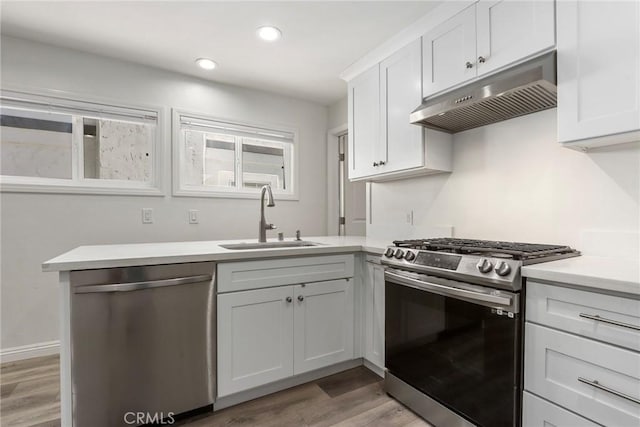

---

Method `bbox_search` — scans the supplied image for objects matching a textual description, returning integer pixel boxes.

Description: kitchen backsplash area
[367,109,640,257]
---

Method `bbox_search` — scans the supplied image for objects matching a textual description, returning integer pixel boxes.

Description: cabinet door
[293,279,354,374]
[217,286,294,396]
[423,5,477,98]
[364,262,385,369]
[380,38,424,173]
[476,0,555,77]
[348,65,380,179]
[525,323,640,426]
[557,0,640,143]
[522,391,600,427]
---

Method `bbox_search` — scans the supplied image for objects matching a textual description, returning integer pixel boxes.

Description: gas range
[383,238,580,427]
[381,238,580,291]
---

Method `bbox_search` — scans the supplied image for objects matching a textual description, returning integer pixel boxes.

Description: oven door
[385,269,522,427]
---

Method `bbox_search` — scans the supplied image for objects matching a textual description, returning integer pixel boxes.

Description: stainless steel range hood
[410,52,556,133]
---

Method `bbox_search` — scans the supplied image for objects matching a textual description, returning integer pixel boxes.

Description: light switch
[188,209,199,224]
[142,208,153,224]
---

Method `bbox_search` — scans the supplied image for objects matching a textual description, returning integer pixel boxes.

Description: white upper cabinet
[476,0,555,76]
[557,0,640,148]
[348,65,380,179]
[380,38,424,173]
[423,1,556,99]
[348,39,452,182]
[423,5,477,98]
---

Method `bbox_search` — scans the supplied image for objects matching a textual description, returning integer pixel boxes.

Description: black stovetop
[392,238,580,261]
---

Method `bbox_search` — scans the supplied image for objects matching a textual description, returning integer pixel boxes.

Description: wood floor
[1,355,430,427]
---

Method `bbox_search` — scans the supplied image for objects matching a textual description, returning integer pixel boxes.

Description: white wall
[368,109,640,256]
[328,96,347,130]
[0,36,329,352]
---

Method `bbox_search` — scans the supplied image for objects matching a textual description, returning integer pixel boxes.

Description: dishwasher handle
[74,274,213,294]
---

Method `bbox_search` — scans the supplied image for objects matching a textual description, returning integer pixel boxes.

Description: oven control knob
[404,251,416,261]
[394,249,405,259]
[476,258,493,273]
[384,248,395,258]
[495,261,512,276]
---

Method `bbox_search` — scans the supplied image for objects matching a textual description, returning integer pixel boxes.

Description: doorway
[337,132,366,236]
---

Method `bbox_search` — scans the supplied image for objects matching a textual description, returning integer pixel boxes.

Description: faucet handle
[267,223,277,230]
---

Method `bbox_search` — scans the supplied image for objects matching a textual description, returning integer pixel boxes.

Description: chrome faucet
[259,185,276,242]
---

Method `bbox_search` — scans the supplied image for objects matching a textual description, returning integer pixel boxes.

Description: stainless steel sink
[220,241,321,250]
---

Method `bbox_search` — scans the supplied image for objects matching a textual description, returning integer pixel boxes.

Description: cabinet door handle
[379,160,386,165]
[298,295,304,302]
[373,162,379,167]
[579,313,640,331]
[478,56,486,64]
[286,297,292,303]
[465,61,474,69]
[578,377,640,405]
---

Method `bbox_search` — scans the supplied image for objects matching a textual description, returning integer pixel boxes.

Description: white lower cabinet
[294,280,354,374]
[364,260,385,371]
[522,392,599,427]
[218,279,354,397]
[526,281,640,352]
[525,323,640,426]
[217,286,294,396]
[524,281,640,426]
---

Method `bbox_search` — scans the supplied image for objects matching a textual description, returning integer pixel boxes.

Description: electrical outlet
[406,210,414,225]
[188,209,199,224]
[142,208,153,224]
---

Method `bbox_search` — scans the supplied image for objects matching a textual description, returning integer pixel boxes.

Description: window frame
[0,88,166,196]
[172,109,299,200]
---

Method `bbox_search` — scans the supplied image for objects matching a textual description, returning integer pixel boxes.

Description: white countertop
[522,255,640,297]
[45,237,640,297]
[42,236,389,272]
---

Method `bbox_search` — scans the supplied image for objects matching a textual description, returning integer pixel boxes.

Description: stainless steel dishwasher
[70,262,216,426]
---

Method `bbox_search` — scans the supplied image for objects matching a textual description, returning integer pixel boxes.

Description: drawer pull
[578,377,640,405]
[579,313,640,331]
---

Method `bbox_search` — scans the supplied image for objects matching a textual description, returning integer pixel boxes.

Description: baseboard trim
[363,358,385,378]
[0,340,60,363]
[214,358,363,411]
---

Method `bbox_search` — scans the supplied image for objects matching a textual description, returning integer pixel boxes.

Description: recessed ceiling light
[257,26,282,42]
[195,58,217,70]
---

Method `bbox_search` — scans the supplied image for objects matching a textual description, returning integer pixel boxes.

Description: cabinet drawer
[523,391,599,427]
[525,323,640,427]
[218,255,355,293]
[526,281,640,351]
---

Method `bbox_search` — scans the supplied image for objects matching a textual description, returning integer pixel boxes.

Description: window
[174,111,297,199]
[0,90,163,195]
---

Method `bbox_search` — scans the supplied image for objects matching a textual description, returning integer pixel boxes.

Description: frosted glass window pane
[83,118,153,182]
[204,138,236,187]
[182,130,236,188]
[0,107,73,179]
[242,138,289,191]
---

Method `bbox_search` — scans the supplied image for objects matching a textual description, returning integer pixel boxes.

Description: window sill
[0,178,164,197]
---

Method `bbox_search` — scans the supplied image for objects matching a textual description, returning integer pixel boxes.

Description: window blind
[0,90,158,124]
[180,115,294,144]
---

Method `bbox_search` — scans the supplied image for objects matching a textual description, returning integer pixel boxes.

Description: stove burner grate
[392,238,577,261]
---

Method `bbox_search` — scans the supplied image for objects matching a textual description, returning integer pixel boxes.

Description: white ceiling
[0,1,441,106]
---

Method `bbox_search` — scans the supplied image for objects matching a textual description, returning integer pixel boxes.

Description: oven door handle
[385,271,513,308]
